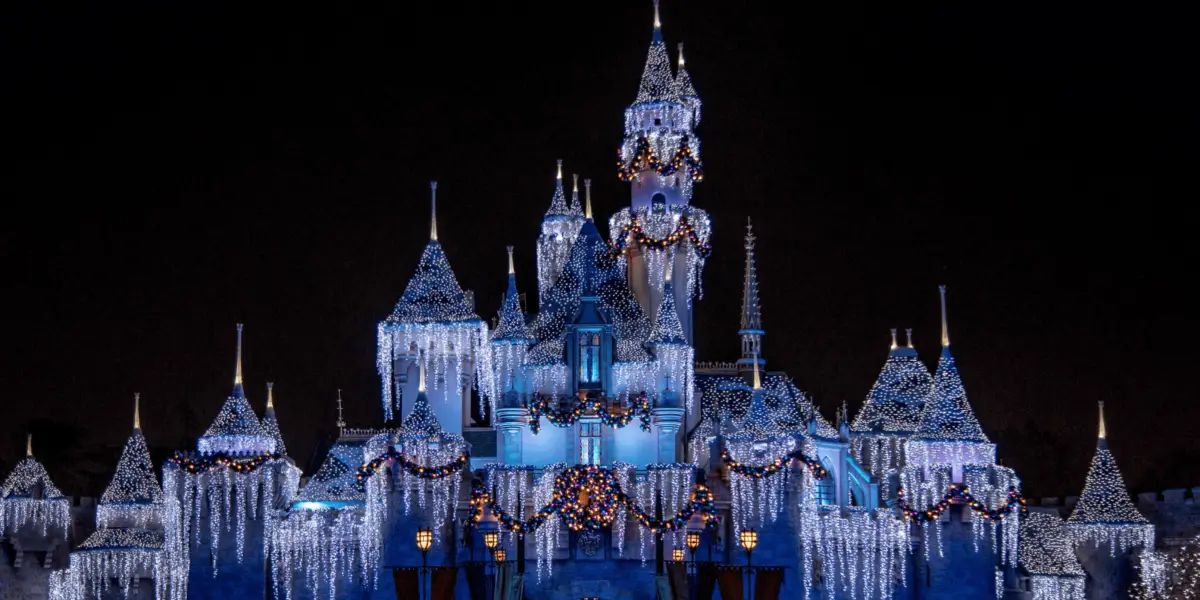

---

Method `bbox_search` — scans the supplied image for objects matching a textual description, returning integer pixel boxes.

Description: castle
[0,3,1180,600]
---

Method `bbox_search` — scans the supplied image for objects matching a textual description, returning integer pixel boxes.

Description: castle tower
[613,0,710,345]
[492,246,534,465]
[1066,402,1154,600]
[57,395,170,599]
[377,182,493,429]
[738,217,764,370]
[260,381,287,457]
[536,160,582,305]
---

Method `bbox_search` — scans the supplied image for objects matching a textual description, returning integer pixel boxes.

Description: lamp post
[739,528,758,600]
[494,548,507,563]
[673,548,685,562]
[686,530,701,600]
[483,531,500,600]
[416,528,433,600]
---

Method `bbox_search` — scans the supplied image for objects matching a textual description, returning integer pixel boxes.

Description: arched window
[815,459,837,506]
[578,330,601,387]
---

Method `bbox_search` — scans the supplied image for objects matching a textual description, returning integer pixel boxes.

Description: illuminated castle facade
[0,4,1169,600]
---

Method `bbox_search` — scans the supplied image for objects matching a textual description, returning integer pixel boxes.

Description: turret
[261,381,287,456]
[197,324,276,456]
[536,160,583,304]
[378,181,491,428]
[738,217,764,370]
[675,42,700,125]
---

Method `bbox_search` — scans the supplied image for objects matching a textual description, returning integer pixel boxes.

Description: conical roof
[1,440,65,499]
[545,161,570,218]
[1020,512,1086,576]
[852,331,931,434]
[199,325,276,456]
[294,440,365,506]
[492,247,533,344]
[647,276,686,346]
[912,287,989,442]
[568,174,583,217]
[260,382,287,456]
[728,361,780,441]
[674,43,698,100]
[633,2,680,106]
[386,183,481,326]
[399,391,444,441]
[1067,403,1148,526]
[911,348,989,442]
[100,427,163,507]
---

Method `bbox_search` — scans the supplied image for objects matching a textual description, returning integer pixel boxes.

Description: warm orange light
[686,531,701,551]
[415,528,433,552]
[494,548,507,562]
[739,529,758,553]
[672,548,685,562]
[483,531,500,550]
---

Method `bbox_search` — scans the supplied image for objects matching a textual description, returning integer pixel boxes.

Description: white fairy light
[1020,512,1086,600]
[1066,402,1154,553]
[1,435,71,539]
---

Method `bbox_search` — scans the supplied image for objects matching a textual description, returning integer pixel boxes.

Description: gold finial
[26,434,33,458]
[653,0,661,29]
[418,355,427,393]
[906,328,914,349]
[429,181,439,241]
[890,328,898,350]
[938,285,950,347]
[507,246,515,275]
[267,382,275,409]
[556,159,563,181]
[133,392,141,430]
[752,353,761,391]
[678,42,685,67]
[572,173,579,194]
[1098,401,1107,440]
[584,179,593,220]
[234,323,244,385]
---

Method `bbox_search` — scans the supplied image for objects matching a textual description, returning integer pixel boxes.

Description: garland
[467,465,718,534]
[354,449,470,484]
[720,447,829,480]
[527,393,652,435]
[168,452,280,474]
[608,215,712,260]
[896,484,1027,523]
[617,136,705,182]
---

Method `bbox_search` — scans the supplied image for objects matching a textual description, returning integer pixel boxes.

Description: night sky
[3,0,1196,500]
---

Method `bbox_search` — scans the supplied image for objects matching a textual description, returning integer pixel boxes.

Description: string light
[1,435,70,539]
[1066,402,1154,553]
[851,329,932,477]
[261,382,288,457]
[197,325,277,457]
[1020,512,1086,600]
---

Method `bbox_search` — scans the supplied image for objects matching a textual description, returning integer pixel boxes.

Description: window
[815,460,836,506]
[578,330,601,387]
[579,422,602,465]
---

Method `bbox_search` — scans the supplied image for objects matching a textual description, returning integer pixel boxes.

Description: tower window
[579,422,602,465]
[654,118,661,126]
[578,330,601,387]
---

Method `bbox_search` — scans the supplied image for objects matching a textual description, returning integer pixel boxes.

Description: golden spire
[556,159,563,181]
[429,181,439,241]
[1098,401,1107,440]
[26,433,33,458]
[133,392,141,430]
[584,178,593,220]
[507,246,515,275]
[234,323,244,386]
[678,42,686,68]
[418,355,427,394]
[890,328,898,350]
[653,0,661,29]
[906,328,914,349]
[267,381,275,409]
[939,285,950,347]
[572,173,579,194]
[752,353,761,390]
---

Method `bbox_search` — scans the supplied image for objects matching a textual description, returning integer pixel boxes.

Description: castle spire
[335,389,346,430]
[234,323,244,388]
[752,353,761,390]
[26,433,33,457]
[653,0,662,33]
[906,328,914,349]
[1097,401,1107,443]
[890,328,898,350]
[677,41,685,68]
[633,0,677,105]
[261,381,286,456]
[584,178,593,220]
[569,174,582,216]
[739,217,764,365]
[507,245,515,275]
[545,160,570,217]
[267,381,275,409]
[939,285,950,349]
[429,181,438,241]
[133,392,141,430]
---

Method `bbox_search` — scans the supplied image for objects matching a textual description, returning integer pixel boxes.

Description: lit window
[815,460,836,506]
[578,330,601,386]
[579,422,602,465]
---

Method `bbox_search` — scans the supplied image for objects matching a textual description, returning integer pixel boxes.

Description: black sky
[2,0,1197,499]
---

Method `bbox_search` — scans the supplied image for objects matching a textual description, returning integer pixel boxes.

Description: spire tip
[938,285,950,347]
[584,178,593,220]
[506,246,515,275]
[1098,401,1107,440]
[267,381,275,409]
[890,328,898,350]
[653,0,661,29]
[234,323,245,386]
[678,42,685,67]
[429,181,439,241]
[133,392,141,430]
[906,328,914,349]
[26,433,32,457]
